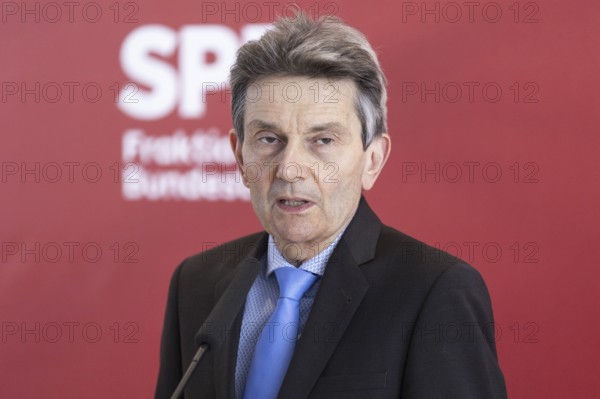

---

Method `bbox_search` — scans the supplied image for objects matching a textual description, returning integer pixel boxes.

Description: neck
[272,224,352,267]
[276,240,332,266]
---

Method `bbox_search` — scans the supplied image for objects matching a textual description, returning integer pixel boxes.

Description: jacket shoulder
[372,224,486,293]
[178,231,266,280]
[378,224,466,269]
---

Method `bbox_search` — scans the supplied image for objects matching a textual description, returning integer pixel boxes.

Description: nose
[274,140,309,183]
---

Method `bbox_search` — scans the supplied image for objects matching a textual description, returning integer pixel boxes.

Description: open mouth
[278,199,309,207]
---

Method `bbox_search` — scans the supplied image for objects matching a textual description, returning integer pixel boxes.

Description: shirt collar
[266,225,349,278]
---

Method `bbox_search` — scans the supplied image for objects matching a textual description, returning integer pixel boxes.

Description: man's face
[230,76,389,262]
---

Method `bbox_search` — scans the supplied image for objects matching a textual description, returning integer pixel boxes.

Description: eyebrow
[307,122,346,134]
[246,119,347,135]
[246,119,279,133]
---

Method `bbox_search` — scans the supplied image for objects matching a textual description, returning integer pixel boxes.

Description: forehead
[243,76,359,130]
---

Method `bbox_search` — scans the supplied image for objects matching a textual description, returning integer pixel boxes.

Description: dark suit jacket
[155,196,507,398]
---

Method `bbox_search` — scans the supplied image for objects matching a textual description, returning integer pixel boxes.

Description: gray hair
[229,11,387,149]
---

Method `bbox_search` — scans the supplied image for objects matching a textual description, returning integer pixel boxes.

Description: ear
[229,129,249,187]
[361,133,391,190]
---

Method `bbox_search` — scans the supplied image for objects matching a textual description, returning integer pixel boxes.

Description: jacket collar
[278,194,381,399]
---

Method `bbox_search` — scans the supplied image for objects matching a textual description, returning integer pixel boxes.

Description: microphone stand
[169,343,210,399]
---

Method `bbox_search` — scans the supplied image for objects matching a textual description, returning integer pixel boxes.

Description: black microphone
[169,259,261,399]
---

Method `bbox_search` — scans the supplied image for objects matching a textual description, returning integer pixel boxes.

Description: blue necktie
[243,267,318,399]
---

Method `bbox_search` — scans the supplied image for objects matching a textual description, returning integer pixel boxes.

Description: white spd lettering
[118,23,270,120]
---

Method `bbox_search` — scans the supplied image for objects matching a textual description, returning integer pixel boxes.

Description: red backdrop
[1,0,598,397]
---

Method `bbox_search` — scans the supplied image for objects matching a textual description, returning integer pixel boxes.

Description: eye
[258,136,280,144]
[316,137,334,145]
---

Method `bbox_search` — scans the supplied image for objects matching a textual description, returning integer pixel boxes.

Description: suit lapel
[277,196,382,399]
[212,233,268,399]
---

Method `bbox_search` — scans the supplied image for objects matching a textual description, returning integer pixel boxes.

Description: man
[155,12,507,399]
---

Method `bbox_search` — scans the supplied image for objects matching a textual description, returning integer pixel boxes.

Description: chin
[274,225,317,244]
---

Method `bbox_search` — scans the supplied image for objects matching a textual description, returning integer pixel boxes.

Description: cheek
[249,190,271,221]
[329,157,365,187]
[242,167,260,187]
[243,161,274,189]
[319,172,361,209]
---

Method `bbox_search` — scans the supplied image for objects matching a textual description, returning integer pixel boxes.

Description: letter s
[118,24,177,120]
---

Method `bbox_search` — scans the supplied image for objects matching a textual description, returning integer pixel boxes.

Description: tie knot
[274,267,318,302]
